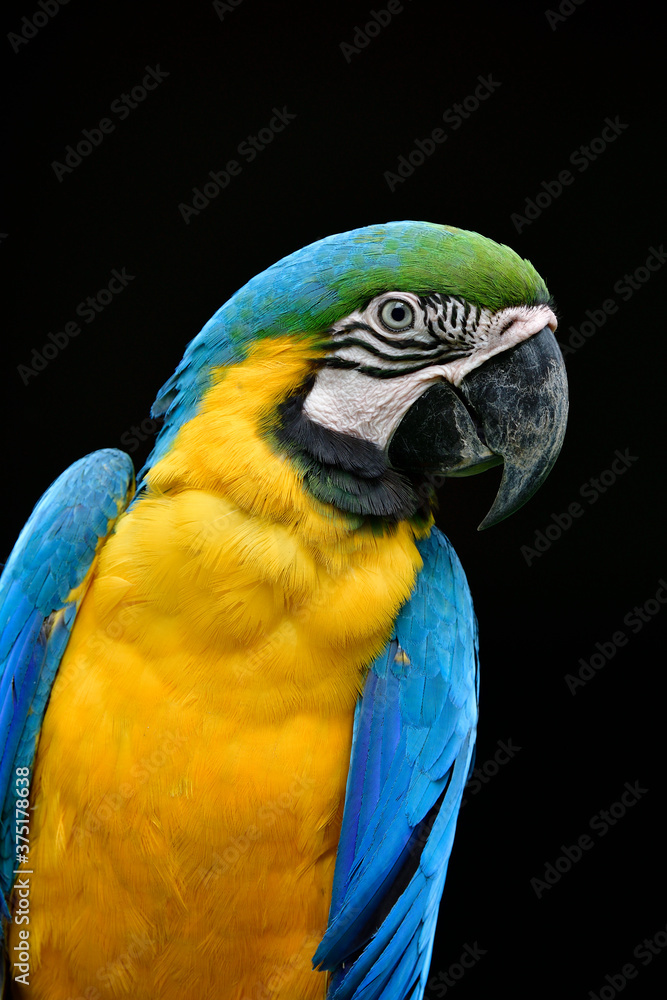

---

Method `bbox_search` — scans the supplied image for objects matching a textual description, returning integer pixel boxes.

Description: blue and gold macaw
[0,222,567,999]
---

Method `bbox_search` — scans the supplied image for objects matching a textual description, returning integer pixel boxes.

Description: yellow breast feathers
[12,337,425,999]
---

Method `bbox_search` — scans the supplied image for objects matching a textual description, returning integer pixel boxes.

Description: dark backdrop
[5,1,665,996]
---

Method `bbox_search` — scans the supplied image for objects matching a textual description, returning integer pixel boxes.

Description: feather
[314,530,478,999]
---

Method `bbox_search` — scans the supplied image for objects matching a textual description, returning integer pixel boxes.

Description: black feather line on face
[278,385,385,477]
[272,385,435,522]
[323,294,478,379]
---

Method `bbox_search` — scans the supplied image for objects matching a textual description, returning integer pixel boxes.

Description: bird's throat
[274,384,434,523]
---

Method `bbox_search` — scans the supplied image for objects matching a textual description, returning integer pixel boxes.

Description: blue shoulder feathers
[0,449,134,910]
[315,527,479,1000]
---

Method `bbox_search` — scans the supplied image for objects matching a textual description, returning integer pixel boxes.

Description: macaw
[0,221,567,999]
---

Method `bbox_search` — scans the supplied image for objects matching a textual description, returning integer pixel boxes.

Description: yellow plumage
[10,338,426,998]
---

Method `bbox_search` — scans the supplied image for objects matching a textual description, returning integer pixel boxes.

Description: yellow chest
[11,339,426,999]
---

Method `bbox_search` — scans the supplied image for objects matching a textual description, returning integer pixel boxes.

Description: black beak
[387,326,568,529]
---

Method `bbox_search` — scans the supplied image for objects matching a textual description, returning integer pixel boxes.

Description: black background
[5,1,665,996]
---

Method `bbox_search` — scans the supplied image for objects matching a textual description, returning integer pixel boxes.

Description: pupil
[391,306,405,321]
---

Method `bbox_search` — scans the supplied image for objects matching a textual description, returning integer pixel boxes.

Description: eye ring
[379,299,414,332]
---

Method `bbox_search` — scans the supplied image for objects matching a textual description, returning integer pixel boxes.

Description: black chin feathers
[273,389,434,522]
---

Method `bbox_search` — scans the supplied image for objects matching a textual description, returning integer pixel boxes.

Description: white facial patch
[303,292,557,450]
[304,365,433,447]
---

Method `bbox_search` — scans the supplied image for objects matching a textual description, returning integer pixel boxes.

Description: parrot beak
[387,326,569,529]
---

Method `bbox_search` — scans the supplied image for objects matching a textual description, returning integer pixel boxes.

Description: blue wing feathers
[0,627,47,798]
[0,448,134,905]
[345,738,473,1000]
[318,527,479,1000]
[379,678,402,786]
[358,689,385,835]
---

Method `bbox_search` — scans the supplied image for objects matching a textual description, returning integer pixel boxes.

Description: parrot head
[147,221,568,528]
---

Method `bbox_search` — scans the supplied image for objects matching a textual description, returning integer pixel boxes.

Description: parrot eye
[379,299,414,331]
